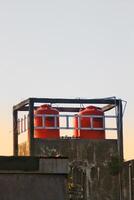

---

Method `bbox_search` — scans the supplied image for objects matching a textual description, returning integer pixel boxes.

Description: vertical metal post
[54,115,57,128]
[117,100,124,200]
[103,116,105,130]
[66,116,69,129]
[90,116,93,129]
[78,115,81,130]
[24,115,26,132]
[29,99,34,156]
[129,162,133,200]
[13,109,18,156]
[117,100,124,161]
[21,118,23,133]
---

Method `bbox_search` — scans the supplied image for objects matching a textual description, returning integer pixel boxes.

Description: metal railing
[17,115,28,134]
[17,114,117,134]
[34,114,117,131]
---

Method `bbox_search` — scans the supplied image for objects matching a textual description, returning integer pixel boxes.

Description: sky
[0,0,134,160]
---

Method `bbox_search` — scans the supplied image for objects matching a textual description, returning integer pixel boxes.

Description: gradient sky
[0,0,134,160]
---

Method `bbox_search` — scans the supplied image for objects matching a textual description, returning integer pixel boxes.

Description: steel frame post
[28,99,34,156]
[13,109,18,156]
[117,100,124,200]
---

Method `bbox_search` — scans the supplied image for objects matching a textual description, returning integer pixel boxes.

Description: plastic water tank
[73,106,105,139]
[34,104,59,139]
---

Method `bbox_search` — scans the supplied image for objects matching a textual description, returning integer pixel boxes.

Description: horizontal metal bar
[18,105,116,112]
[34,126,117,131]
[34,114,117,118]
[17,106,81,112]
[35,127,117,131]
[34,114,59,117]
[18,126,117,134]
[13,99,30,111]
[31,97,120,105]
[105,128,117,131]
[54,107,80,112]
[102,104,116,112]
[18,104,118,112]
[104,115,117,118]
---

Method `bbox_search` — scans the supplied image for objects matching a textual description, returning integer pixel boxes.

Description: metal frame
[13,97,123,158]
[33,114,117,130]
[13,97,124,200]
[18,114,117,132]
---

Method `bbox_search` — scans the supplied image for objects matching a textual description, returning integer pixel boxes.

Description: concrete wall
[122,160,134,200]
[19,139,120,200]
[0,157,68,200]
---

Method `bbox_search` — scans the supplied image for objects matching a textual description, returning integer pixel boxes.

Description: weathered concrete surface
[39,158,68,174]
[0,174,67,200]
[122,160,134,200]
[19,139,119,200]
[0,156,39,171]
[0,157,68,174]
[0,157,68,200]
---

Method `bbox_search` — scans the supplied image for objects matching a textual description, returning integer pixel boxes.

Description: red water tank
[73,106,105,139]
[34,104,60,139]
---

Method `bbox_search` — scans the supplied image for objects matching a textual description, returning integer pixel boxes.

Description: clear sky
[0,0,133,160]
